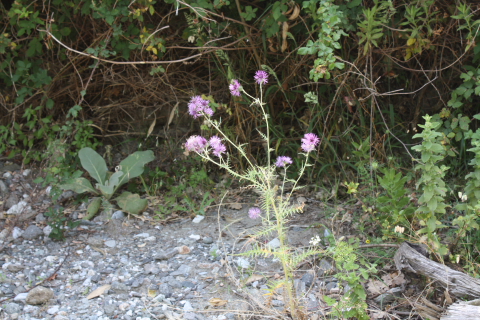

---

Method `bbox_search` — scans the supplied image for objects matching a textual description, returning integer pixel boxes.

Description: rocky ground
[0,162,347,320]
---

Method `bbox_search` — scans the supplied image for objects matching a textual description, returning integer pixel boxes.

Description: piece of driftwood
[394,242,480,299]
[440,299,480,320]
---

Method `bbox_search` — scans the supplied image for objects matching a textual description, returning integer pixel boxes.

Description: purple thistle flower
[275,156,293,168]
[185,135,208,153]
[248,207,261,219]
[229,79,242,96]
[188,96,213,118]
[209,136,227,157]
[301,133,320,153]
[203,106,214,117]
[254,70,269,85]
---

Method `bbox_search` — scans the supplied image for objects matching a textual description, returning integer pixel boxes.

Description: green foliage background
[1,0,480,180]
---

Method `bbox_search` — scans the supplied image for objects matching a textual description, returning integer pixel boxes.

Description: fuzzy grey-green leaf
[79,147,108,185]
[116,150,154,187]
[60,178,97,194]
[115,191,148,215]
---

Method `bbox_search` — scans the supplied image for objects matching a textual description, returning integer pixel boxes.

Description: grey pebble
[202,237,214,244]
[22,225,43,240]
[4,302,22,314]
[301,272,314,287]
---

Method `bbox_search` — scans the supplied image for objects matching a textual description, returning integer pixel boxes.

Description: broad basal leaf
[60,178,98,195]
[79,147,108,185]
[97,170,123,199]
[115,192,148,215]
[117,150,154,187]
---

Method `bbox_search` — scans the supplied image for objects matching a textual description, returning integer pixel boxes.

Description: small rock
[6,263,24,272]
[325,281,338,292]
[184,312,197,320]
[104,302,117,315]
[0,180,7,194]
[26,286,54,305]
[22,225,43,240]
[159,283,172,297]
[112,210,125,219]
[154,249,179,260]
[189,234,201,241]
[43,225,53,237]
[5,194,19,210]
[110,281,129,293]
[47,305,60,315]
[144,263,160,275]
[235,258,250,269]
[22,169,31,176]
[171,264,191,276]
[202,237,214,244]
[272,300,285,307]
[301,272,314,287]
[375,287,403,306]
[181,281,195,288]
[35,213,46,223]
[87,237,104,247]
[2,163,21,172]
[23,305,39,314]
[183,301,194,312]
[104,240,116,248]
[192,215,204,223]
[91,274,102,283]
[324,229,331,237]
[133,232,150,238]
[0,228,8,240]
[4,302,22,314]
[294,279,306,295]
[7,200,30,215]
[13,292,28,302]
[318,259,334,275]
[12,227,24,239]
[267,238,281,249]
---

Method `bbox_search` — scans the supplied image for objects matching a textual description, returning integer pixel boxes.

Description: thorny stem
[192,79,316,320]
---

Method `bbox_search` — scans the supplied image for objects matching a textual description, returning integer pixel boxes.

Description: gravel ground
[0,163,337,320]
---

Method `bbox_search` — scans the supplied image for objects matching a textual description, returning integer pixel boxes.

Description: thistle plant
[184,69,321,319]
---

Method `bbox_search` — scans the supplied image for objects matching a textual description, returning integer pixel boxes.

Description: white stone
[7,201,29,215]
[118,302,129,311]
[189,234,201,241]
[267,238,281,249]
[235,258,250,269]
[144,236,156,242]
[22,169,31,176]
[192,215,204,223]
[45,256,57,262]
[14,293,28,301]
[12,227,23,239]
[43,225,53,237]
[47,305,60,315]
[183,300,194,311]
[133,233,150,238]
[104,240,116,248]
[111,210,125,219]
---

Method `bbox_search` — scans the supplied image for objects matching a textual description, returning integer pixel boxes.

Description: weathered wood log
[394,242,480,299]
[440,299,480,320]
